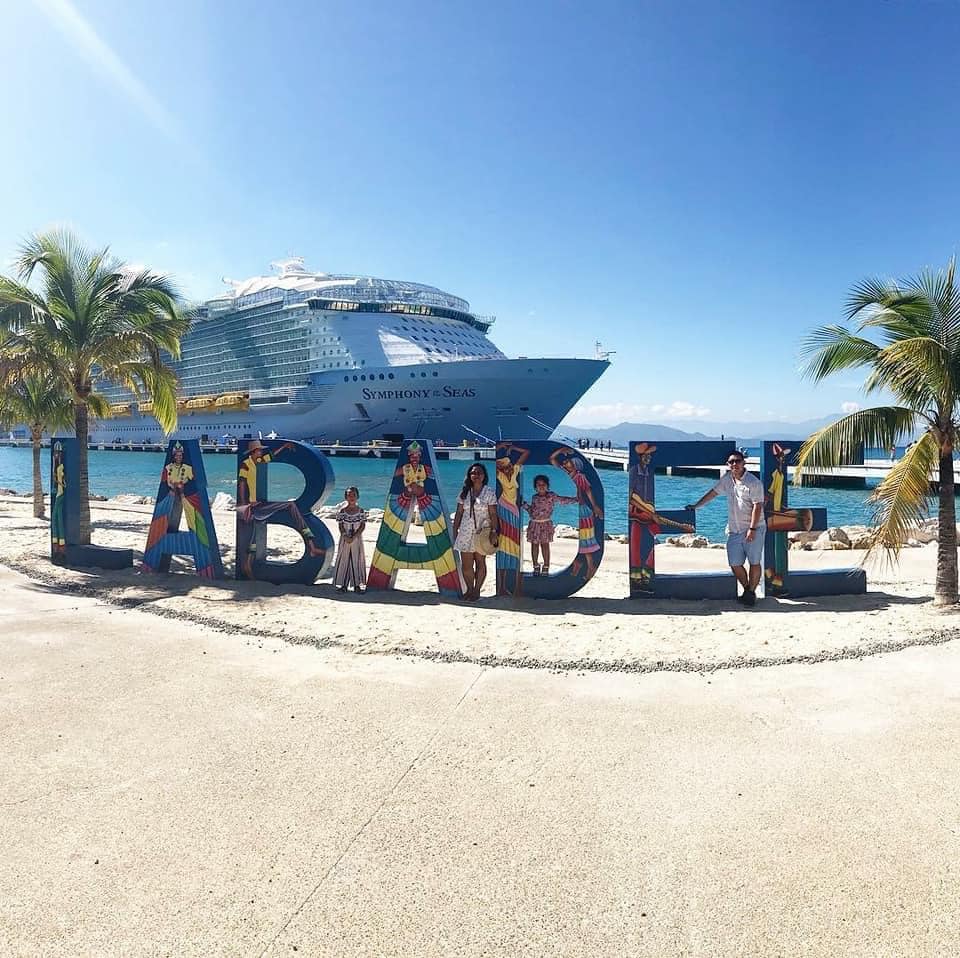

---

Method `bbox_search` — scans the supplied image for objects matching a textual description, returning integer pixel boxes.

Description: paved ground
[2,565,959,957]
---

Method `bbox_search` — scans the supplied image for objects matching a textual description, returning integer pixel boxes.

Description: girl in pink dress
[522,474,577,575]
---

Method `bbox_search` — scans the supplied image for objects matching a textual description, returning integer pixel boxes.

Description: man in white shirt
[686,452,766,606]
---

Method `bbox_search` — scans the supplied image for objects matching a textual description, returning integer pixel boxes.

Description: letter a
[143,439,223,578]
[367,439,461,596]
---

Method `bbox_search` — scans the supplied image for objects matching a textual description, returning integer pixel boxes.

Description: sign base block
[786,568,867,597]
[58,545,134,570]
[651,573,738,601]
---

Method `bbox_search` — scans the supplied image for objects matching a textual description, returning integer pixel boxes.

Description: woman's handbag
[467,490,497,555]
[473,528,497,555]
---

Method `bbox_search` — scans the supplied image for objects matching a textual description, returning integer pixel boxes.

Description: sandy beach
[0,493,954,672]
[4,531,960,956]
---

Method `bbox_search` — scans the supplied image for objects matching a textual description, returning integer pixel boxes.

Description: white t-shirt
[711,470,766,535]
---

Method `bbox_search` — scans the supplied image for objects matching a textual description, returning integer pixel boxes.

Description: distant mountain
[555,416,843,447]
[554,422,715,446]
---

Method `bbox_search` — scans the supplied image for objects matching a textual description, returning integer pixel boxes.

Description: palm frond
[0,277,51,330]
[868,431,940,557]
[846,273,933,340]
[85,392,111,421]
[0,371,73,433]
[844,277,901,319]
[110,360,180,433]
[875,337,955,410]
[795,406,919,480]
[857,302,932,341]
[799,325,880,381]
[933,257,960,350]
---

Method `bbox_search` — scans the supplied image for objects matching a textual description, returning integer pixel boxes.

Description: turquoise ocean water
[0,446,902,542]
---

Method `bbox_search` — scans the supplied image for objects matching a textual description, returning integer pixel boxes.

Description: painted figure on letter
[549,447,604,582]
[236,439,325,579]
[495,441,529,596]
[50,441,66,562]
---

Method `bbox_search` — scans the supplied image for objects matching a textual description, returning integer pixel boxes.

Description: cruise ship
[92,259,609,445]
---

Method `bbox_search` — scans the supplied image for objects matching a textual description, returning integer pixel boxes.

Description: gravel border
[5,555,957,676]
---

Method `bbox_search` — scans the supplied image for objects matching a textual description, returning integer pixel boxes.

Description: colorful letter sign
[48,437,132,569]
[761,440,865,597]
[235,439,334,584]
[628,440,735,599]
[495,440,605,599]
[142,439,223,578]
[49,439,69,563]
[367,439,461,596]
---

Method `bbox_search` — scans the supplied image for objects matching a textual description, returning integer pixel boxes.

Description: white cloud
[565,402,649,426]
[841,401,860,414]
[663,401,711,419]
[565,400,710,427]
[32,0,182,143]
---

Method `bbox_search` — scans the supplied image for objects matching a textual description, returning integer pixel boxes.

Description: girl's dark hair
[533,474,550,489]
[344,486,360,499]
[461,463,488,500]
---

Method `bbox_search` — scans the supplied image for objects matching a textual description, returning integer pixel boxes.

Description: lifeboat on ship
[185,395,217,410]
[214,392,249,410]
[138,400,154,414]
[109,403,131,417]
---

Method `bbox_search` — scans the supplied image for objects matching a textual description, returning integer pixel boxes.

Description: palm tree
[0,229,189,542]
[797,258,960,605]
[0,369,73,517]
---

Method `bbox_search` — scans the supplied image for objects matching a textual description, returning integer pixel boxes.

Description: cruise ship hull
[88,357,608,445]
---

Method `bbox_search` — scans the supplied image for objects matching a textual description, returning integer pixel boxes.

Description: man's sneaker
[742,589,756,607]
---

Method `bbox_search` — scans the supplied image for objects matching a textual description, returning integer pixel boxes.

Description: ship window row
[179,362,312,384]
[95,423,255,433]
[188,335,301,352]
[184,343,306,363]
[182,346,309,363]
[343,371,446,384]
[188,330,301,352]
[394,321,490,347]
[186,345,311,363]
[190,318,292,339]
[308,298,491,331]
[344,372,398,382]
[190,316,286,338]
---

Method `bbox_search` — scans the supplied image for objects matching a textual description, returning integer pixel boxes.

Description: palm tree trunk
[75,400,91,544]
[30,426,44,519]
[935,451,958,605]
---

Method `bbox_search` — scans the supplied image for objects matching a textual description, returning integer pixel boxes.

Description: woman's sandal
[541,564,550,576]
[533,563,542,576]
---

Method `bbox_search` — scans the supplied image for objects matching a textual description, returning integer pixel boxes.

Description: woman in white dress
[452,463,499,601]
[334,487,367,592]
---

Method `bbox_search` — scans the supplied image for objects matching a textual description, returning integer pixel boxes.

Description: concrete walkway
[2,566,959,957]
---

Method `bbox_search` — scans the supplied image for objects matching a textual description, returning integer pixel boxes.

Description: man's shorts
[727,529,764,567]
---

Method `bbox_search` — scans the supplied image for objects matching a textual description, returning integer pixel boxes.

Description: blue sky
[2,0,959,426]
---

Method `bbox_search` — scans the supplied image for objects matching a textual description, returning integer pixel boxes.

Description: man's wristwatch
[748,526,756,531]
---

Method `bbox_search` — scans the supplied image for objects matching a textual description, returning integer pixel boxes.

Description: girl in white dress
[452,463,499,601]
[334,487,367,592]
